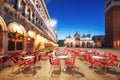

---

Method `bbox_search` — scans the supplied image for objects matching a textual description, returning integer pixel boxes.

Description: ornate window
[27,8,30,20]
[32,13,34,23]
[36,4,39,8]
[6,0,18,9]
[20,1,25,16]
[36,18,39,26]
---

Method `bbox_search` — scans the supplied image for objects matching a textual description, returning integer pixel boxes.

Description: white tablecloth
[23,56,34,59]
[92,56,103,60]
[58,55,68,59]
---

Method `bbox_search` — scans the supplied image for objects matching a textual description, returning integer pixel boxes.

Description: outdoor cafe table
[23,56,34,60]
[57,51,64,55]
[22,56,35,69]
[92,56,104,60]
[23,56,35,65]
[78,52,86,58]
[57,55,69,72]
[57,55,68,59]
[79,52,86,55]
[38,52,46,55]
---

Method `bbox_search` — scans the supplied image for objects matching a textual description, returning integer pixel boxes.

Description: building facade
[57,40,64,47]
[105,0,120,48]
[92,35,105,48]
[0,0,57,55]
[64,33,95,48]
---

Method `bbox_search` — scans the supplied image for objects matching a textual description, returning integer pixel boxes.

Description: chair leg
[104,66,107,72]
[31,66,36,75]
[71,66,75,76]
[92,65,94,71]
[118,63,120,68]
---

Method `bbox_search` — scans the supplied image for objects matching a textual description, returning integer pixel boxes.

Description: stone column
[23,36,27,52]
[3,31,8,55]
[41,42,44,49]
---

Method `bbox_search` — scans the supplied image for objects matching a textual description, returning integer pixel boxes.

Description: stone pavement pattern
[0,48,120,80]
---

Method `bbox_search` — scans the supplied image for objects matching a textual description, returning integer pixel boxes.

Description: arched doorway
[82,42,85,48]
[87,42,90,48]
[71,42,73,47]
[75,41,80,47]
[8,22,26,53]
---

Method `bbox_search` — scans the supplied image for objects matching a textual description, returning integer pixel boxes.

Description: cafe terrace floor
[0,48,120,80]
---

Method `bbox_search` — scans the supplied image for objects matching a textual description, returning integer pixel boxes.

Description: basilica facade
[64,33,95,48]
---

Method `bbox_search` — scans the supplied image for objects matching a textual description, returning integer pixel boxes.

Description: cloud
[50,19,58,28]
[45,18,58,28]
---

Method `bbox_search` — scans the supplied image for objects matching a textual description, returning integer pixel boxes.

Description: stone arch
[8,22,26,52]
[0,16,7,54]
[0,16,7,31]
[27,30,36,38]
[82,42,85,48]
[8,22,26,35]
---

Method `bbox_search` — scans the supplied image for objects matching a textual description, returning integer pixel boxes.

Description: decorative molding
[105,1,120,12]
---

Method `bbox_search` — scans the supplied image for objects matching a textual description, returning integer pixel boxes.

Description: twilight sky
[45,0,105,40]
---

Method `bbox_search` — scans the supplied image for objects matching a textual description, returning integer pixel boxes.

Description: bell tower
[105,0,120,48]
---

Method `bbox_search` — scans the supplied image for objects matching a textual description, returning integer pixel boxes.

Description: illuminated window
[27,37,34,50]
[8,32,24,51]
